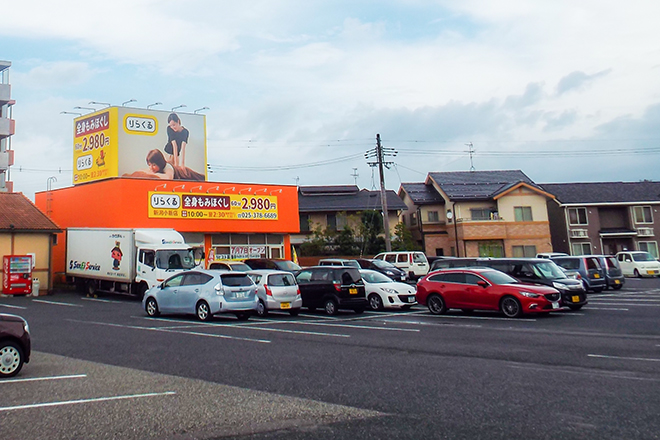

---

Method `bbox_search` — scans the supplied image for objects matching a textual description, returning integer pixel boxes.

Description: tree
[357,210,386,256]
[391,222,420,251]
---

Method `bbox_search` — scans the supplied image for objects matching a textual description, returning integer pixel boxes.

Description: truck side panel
[66,229,136,282]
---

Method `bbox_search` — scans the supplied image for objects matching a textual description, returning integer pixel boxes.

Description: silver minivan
[143,269,259,321]
[248,270,303,317]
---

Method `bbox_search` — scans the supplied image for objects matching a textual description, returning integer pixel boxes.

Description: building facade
[0,60,15,193]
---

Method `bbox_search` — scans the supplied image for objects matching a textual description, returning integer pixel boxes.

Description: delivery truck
[66,228,197,297]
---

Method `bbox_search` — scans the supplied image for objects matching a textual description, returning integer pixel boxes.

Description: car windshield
[156,249,196,270]
[361,271,393,284]
[220,274,253,287]
[274,260,302,271]
[632,252,656,262]
[371,259,398,270]
[481,270,519,285]
[344,260,361,268]
[530,261,567,280]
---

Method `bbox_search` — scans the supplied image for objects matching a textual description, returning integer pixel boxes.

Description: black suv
[295,266,368,315]
[243,259,302,273]
[355,258,407,282]
[430,258,587,310]
[1,314,31,378]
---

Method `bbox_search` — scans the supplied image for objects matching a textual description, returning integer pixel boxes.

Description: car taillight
[296,287,301,296]
[265,285,273,296]
[333,282,342,292]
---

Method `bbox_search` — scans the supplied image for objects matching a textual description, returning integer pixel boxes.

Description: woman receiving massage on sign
[164,113,188,167]
[126,149,204,181]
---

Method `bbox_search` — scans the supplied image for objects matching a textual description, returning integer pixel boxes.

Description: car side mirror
[477,281,489,288]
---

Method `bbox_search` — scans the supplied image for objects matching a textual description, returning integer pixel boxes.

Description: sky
[3,0,660,200]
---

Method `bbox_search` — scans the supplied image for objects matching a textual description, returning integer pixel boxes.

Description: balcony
[0,84,10,105]
[637,228,655,237]
[0,117,15,139]
[0,149,14,170]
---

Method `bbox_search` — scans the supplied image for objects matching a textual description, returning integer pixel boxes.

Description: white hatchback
[248,270,303,317]
[360,269,417,310]
[616,251,660,277]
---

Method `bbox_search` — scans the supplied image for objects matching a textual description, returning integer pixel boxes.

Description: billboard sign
[73,107,207,184]
[147,191,279,220]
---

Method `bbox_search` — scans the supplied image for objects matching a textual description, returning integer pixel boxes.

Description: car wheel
[86,280,97,297]
[591,287,604,293]
[256,300,268,317]
[0,342,24,378]
[634,269,641,278]
[427,294,446,315]
[612,284,623,290]
[500,296,523,318]
[289,309,300,317]
[145,297,160,317]
[196,301,212,322]
[324,299,338,316]
[368,293,384,311]
[354,307,365,314]
[568,304,584,310]
[235,312,250,321]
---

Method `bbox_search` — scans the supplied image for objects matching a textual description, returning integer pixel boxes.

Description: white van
[373,251,429,280]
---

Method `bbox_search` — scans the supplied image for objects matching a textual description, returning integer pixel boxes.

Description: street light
[146,102,162,109]
[193,106,209,114]
[122,99,137,106]
[171,104,186,112]
[89,101,111,108]
[60,111,82,116]
[73,106,96,113]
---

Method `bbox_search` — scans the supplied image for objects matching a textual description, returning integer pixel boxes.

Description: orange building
[35,178,300,281]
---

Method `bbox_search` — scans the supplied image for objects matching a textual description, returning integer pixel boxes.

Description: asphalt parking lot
[1,276,659,439]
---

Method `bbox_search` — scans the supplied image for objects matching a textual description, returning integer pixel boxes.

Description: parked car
[143,269,258,321]
[295,266,368,315]
[0,314,31,378]
[355,258,407,282]
[536,252,569,259]
[416,268,562,318]
[360,269,417,310]
[373,251,430,281]
[208,260,252,271]
[318,258,361,268]
[551,256,607,293]
[243,258,302,273]
[248,270,303,317]
[594,255,625,290]
[430,258,587,310]
[616,251,660,277]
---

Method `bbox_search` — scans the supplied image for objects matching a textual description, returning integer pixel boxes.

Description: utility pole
[365,134,397,252]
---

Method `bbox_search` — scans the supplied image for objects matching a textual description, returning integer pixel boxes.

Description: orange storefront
[35,178,300,280]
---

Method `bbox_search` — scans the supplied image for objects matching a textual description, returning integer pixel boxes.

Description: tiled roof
[541,181,660,204]
[0,193,61,232]
[400,183,445,205]
[428,170,540,201]
[299,188,407,212]
[299,185,359,196]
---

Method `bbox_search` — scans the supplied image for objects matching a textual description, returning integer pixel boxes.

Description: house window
[571,242,592,256]
[568,207,588,225]
[512,245,537,258]
[336,213,348,231]
[299,214,310,232]
[471,208,491,221]
[638,241,659,259]
[327,214,337,231]
[634,206,653,224]
[514,206,533,222]
[427,211,439,223]
[410,212,417,226]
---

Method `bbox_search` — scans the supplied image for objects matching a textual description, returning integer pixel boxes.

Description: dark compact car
[430,258,587,310]
[417,268,562,318]
[355,258,407,282]
[551,256,607,292]
[595,255,625,290]
[0,314,31,378]
[243,259,302,273]
[295,266,368,315]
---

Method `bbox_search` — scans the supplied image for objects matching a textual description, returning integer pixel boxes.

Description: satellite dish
[446,210,453,220]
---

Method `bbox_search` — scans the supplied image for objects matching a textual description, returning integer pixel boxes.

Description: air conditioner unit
[637,228,654,237]
[569,229,589,238]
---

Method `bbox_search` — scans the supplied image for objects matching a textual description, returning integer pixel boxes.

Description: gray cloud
[556,69,612,95]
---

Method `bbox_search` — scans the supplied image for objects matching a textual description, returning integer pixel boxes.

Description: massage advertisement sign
[73,107,207,184]
[147,191,279,221]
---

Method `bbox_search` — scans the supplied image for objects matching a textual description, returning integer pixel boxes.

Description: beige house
[399,170,556,258]
[0,192,61,295]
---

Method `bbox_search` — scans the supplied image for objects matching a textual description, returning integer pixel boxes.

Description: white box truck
[66,228,197,297]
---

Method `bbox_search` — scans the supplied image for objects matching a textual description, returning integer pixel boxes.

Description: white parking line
[284,321,421,333]
[413,314,537,322]
[33,299,83,308]
[588,354,660,362]
[81,297,124,304]
[589,298,660,302]
[0,374,87,384]
[587,307,629,311]
[66,319,271,343]
[385,320,483,329]
[0,303,27,309]
[508,364,660,382]
[0,391,176,412]
[584,303,660,307]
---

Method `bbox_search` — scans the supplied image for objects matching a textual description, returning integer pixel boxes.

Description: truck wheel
[135,283,149,299]
[86,280,98,297]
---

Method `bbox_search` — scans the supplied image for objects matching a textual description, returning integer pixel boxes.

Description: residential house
[0,192,61,295]
[292,185,407,251]
[399,170,556,257]
[541,181,660,258]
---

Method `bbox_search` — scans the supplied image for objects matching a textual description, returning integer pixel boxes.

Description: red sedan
[416,268,562,318]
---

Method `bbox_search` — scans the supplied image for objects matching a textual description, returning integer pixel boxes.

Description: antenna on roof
[351,168,359,185]
[465,142,475,172]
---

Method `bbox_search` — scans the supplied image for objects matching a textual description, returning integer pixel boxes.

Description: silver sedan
[142,269,258,321]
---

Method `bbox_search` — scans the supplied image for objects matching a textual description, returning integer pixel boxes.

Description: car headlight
[520,291,541,298]
[23,320,30,334]
[385,271,395,275]
[552,282,566,290]
[381,287,397,294]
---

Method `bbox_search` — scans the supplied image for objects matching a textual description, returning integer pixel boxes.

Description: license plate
[552,302,559,309]
[280,302,291,309]
[594,274,600,278]
[235,291,248,299]
[648,270,658,275]
[408,296,415,303]
[614,279,620,284]
[349,288,358,294]
[572,295,580,303]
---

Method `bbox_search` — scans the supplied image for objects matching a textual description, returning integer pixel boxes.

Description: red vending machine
[2,255,33,295]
